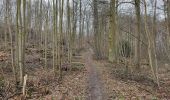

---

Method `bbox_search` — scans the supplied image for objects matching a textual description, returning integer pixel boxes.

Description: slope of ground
[1,47,170,100]
[96,61,170,99]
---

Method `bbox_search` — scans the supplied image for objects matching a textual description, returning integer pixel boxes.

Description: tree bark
[134,0,141,70]
[108,0,116,62]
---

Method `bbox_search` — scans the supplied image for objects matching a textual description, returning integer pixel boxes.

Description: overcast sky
[118,0,165,19]
[0,0,166,20]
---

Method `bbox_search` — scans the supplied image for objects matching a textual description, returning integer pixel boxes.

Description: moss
[0,75,4,87]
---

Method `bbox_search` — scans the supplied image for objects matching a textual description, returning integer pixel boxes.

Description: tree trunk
[108,0,116,62]
[79,0,82,49]
[134,0,141,70]
[93,0,102,59]
[67,0,72,64]
[53,0,56,74]
[167,0,170,51]
[144,0,159,86]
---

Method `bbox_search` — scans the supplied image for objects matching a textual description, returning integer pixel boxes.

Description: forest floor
[83,48,170,100]
[0,46,170,99]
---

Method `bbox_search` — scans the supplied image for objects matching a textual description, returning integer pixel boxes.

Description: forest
[0,0,170,99]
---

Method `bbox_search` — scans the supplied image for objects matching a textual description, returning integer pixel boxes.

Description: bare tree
[143,0,159,86]
[134,0,141,70]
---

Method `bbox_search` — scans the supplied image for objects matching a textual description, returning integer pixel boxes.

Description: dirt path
[83,48,104,100]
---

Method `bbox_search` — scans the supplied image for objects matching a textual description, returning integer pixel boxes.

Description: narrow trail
[83,48,104,100]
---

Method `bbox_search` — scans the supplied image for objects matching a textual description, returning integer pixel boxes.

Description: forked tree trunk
[143,0,159,86]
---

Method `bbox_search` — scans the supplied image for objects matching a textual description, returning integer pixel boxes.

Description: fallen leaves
[0,51,8,61]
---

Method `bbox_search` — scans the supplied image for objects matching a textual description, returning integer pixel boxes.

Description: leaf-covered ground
[0,48,170,100]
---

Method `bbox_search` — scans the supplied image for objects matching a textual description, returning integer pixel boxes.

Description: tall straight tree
[167,0,170,49]
[108,0,116,62]
[4,0,8,48]
[27,0,32,42]
[16,0,26,85]
[58,0,64,79]
[163,0,170,55]
[152,0,157,46]
[22,0,26,85]
[55,0,59,75]
[53,0,56,73]
[6,0,16,84]
[93,0,101,59]
[79,0,82,49]
[44,0,50,69]
[52,0,59,76]
[72,0,78,53]
[16,0,20,86]
[134,0,141,70]
[39,0,43,48]
[34,0,39,43]
[67,0,72,63]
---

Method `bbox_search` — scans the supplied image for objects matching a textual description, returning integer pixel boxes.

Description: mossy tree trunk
[108,0,116,62]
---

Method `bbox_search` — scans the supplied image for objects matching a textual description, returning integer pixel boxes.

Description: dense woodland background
[0,0,170,99]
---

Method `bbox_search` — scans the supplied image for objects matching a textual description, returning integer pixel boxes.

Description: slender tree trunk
[17,0,23,85]
[27,0,31,42]
[79,0,82,49]
[134,0,141,70]
[72,0,77,54]
[67,0,72,64]
[6,0,16,84]
[39,0,43,48]
[58,0,64,79]
[86,13,90,42]
[167,0,170,36]
[144,0,159,86]
[16,0,26,85]
[22,0,26,83]
[153,0,157,47]
[45,1,49,69]
[163,0,168,49]
[167,0,170,50]
[55,0,58,75]
[4,0,8,48]
[81,11,85,48]
[53,0,56,73]
[16,0,20,87]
